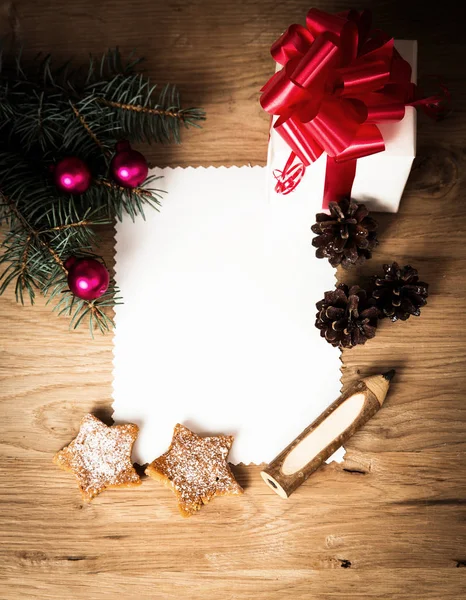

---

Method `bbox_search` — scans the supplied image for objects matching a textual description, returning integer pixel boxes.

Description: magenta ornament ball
[110,141,149,188]
[67,258,110,301]
[54,157,92,194]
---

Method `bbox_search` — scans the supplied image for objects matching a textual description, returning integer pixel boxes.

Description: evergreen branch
[70,101,106,152]
[63,95,118,158]
[20,234,32,283]
[94,176,163,221]
[94,48,142,81]
[37,234,61,269]
[96,177,154,197]
[16,234,39,305]
[0,229,48,302]
[97,97,187,120]
[41,219,92,233]
[94,78,205,143]
[3,194,30,231]
[3,194,67,273]
[16,271,37,305]
[32,231,66,272]
[46,275,121,335]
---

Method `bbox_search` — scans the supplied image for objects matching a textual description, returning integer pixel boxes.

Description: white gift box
[266,40,418,213]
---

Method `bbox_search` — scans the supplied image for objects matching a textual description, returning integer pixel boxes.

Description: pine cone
[316,284,379,348]
[311,198,378,268]
[372,262,429,321]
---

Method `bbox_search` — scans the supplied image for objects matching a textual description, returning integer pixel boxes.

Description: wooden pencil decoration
[260,370,395,498]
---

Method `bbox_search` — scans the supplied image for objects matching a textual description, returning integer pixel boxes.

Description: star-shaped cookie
[145,424,243,517]
[53,414,141,501]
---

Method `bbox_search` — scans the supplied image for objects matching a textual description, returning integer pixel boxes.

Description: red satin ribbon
[261,8,446,209]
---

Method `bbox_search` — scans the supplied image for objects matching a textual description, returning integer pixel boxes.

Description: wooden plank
[3,570,465,600]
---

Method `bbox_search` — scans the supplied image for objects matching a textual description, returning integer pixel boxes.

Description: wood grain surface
[1,1,465,598]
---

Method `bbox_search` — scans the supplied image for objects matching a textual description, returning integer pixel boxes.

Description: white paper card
[112,166,343,465]
[267,40,418,213]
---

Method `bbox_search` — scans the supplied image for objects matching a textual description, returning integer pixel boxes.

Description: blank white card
[112,166,342,465]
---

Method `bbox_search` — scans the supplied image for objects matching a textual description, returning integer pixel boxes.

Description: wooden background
[1,0,465,598]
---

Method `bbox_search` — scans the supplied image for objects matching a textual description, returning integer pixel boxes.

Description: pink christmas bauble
[67,257,109,301]
[110,141,148,188]
[54,157,92,194]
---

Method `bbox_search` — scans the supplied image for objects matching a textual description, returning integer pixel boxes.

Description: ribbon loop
[291,33,340,89]
[273,153,306,195]
[336,60,391,96]
[271,24,314,65]
[275,117,324,165]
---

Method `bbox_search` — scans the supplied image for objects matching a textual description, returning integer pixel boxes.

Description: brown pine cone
[316,284,379,349]
[372,262,429,322]
[311,198,378,268]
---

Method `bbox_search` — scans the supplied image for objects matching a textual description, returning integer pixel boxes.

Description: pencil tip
[382,369,396,382]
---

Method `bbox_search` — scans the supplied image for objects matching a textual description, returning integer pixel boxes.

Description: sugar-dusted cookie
[146,424,243,517]
[53,414,141,501]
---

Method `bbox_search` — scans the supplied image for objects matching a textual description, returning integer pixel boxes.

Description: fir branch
[63,95,118,158]
[20,234,33,276]
[39,238,66,272]
[96,177,157,197]
[41,219,93,233]
[19,233,33,284]
[3,192,33,232]
[70,101,106,152]
[94,48,142,81]
[94,78,205,143]
[3,194,67,273]
[47,275,121,336]
[97,97,187,120]
[94,175,164,221]
[0,229,47,301]
[16,234,39,305]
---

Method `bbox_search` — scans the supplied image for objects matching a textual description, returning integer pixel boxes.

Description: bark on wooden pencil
[260,371,394,499]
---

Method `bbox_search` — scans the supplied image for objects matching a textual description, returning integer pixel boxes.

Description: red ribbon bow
[261,8,446,209]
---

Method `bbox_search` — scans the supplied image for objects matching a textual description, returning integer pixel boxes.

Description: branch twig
[41,220,92,233]
[70,102,108,152]
[96,178,153,196]
[96,97,186,120]
[20,234,32,285]
[3,195,67,274]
